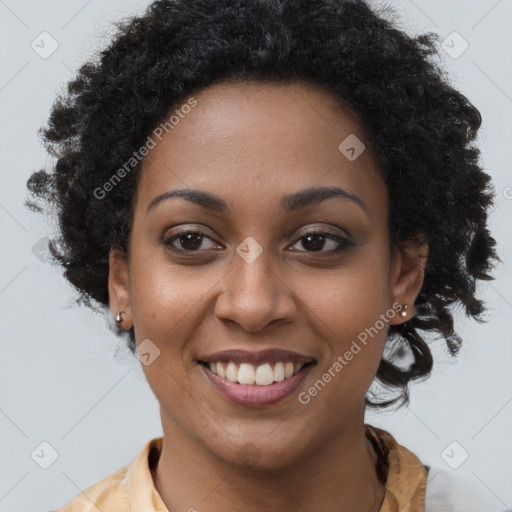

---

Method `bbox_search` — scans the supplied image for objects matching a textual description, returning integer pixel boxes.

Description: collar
[123,424,428,511]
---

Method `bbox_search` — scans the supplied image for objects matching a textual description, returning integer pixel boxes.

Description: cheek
[299,253,391,343]
[127,254,209,415]
[128,250,215,342]
[294,255,390,400]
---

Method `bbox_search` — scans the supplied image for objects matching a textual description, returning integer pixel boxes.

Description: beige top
[53,424,429,511]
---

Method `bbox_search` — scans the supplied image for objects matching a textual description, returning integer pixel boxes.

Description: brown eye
[290,230,352,253]
[162,230,221,252]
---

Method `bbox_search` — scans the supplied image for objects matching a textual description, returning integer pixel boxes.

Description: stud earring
[115,311,125,323]
[400,304,408,318]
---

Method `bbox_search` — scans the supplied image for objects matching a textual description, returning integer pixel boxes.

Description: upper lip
[198,349,316,365]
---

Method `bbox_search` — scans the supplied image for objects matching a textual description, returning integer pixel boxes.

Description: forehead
[135,80,385,216]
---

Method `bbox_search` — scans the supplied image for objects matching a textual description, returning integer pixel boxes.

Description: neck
[152,413,386,512]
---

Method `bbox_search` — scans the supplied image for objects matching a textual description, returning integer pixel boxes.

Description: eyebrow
[146,185,371,219]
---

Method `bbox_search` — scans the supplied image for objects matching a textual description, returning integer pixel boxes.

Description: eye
[162,229,221,252]
[161,227,352,254]
[290,229,352,253]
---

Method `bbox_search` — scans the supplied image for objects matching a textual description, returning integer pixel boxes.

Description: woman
[26,0,500,510]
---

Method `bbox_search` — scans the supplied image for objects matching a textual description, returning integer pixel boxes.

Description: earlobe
[389,237,429,324]
[108,248,132,329]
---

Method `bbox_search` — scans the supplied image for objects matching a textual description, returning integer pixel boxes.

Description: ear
[388,235,429,325]
[108,248,132,329]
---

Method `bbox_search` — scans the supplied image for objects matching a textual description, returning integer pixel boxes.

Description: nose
[214,249,298,333]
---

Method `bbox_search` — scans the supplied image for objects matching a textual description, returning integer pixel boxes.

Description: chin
[208,437,306,472]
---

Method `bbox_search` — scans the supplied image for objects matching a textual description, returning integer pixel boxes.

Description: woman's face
[109,81,426,469]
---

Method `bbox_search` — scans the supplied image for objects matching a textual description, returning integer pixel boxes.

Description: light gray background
[1,0,511,510]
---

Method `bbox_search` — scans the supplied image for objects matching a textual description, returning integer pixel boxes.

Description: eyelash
[161,228,352,254]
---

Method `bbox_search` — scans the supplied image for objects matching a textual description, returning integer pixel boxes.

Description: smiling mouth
[198,357,317,407]
[198,360,316,386]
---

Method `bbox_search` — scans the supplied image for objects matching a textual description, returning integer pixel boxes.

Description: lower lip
[200,363,315,407]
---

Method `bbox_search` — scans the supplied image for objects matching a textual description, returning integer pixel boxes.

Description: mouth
[198,360,315,385]
[197,349,317,407]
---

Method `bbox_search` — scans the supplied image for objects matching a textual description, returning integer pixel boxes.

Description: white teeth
[226,362,238,382]
[255,363,274,385]
[237,363,255,385]
[273,362,285,382]
[216,362,226,378]
[206,360,310,386]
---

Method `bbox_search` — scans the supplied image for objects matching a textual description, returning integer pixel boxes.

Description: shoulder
[425,466,508,512]
[51,436,164,512]
[52,465,130,511]
[365,425,508,512]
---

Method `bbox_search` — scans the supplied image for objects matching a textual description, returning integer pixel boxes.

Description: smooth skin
[108,81,428,512]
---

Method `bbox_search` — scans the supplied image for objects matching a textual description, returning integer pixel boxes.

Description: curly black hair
[25,0,500,409]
